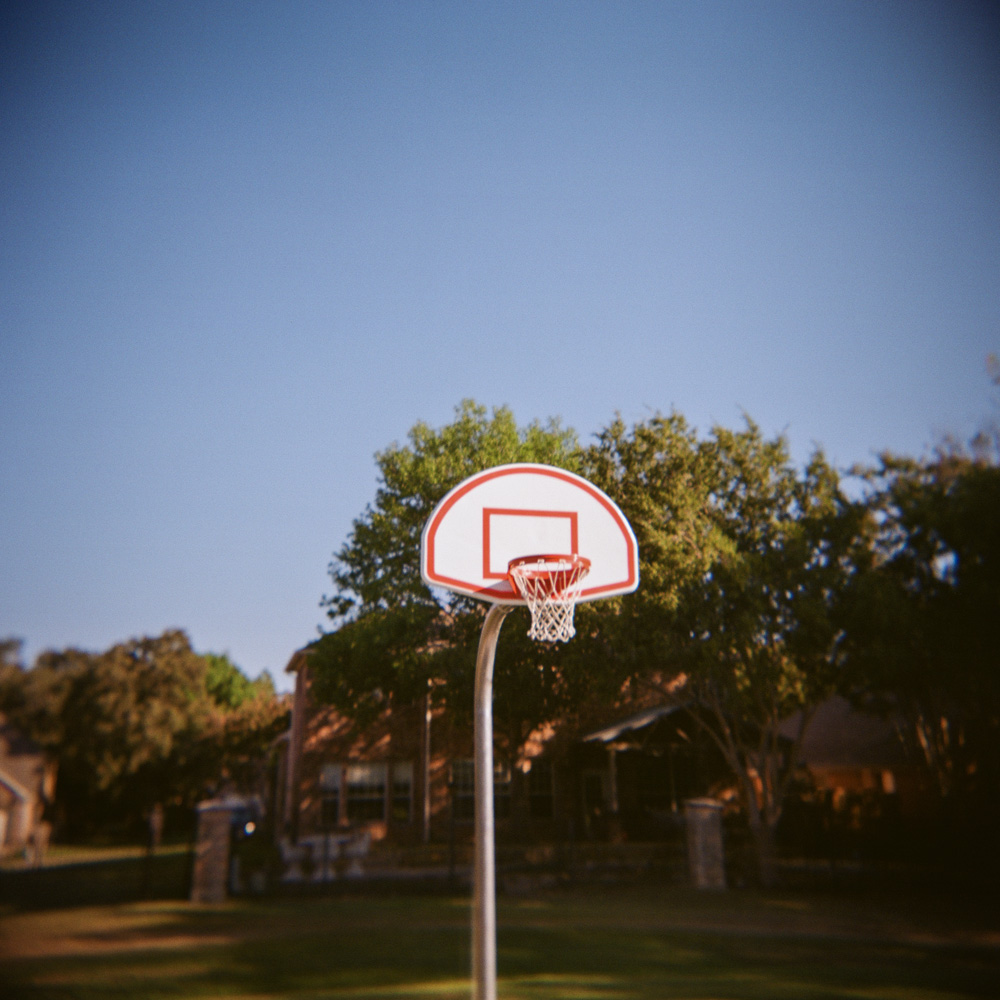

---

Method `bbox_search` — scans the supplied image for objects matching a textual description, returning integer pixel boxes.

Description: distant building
[272,649,726,851]
[780,696,925,813]
[273,649,930,864]
[778,696,933,858]
[273,649,564,848]
[0,714,56,855]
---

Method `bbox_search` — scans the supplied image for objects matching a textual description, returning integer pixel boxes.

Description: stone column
[684,798,726,890]
[190,801,234,903]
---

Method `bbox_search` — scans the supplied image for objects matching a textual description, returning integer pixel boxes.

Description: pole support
[473,603,511,1000]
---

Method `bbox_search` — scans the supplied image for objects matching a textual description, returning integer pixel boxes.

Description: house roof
[0,766,33,802]
[284,648,312,674]
[583,697,911,772]
[780,696,909,769]
[581,705,680,744]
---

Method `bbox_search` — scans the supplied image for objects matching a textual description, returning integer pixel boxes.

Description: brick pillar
[685,798,726,890]
[190,802,234,903]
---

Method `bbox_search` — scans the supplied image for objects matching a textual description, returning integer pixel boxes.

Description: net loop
[507,554,591,643]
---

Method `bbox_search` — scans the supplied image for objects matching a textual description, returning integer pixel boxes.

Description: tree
[0,638,25,701]
[583,413,859,885]
[0,637,23,671]
[842,446,1000,836]
[0,631,288,837]
[313,400,586,763]
[202,664,288,798]
[205,652,260,708]
[0,631,204,831]
[313,402,862,882]
[840,356,1000,853]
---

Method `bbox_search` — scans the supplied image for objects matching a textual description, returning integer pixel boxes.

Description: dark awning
[582,705,681,744]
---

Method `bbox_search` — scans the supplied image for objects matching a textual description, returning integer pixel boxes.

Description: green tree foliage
[324,399,580,619]
[205,665,287,799]
[843,446,1000,822]
[0,631,288,837]
[205,652,258,708]
[313,400,583,759]
[584,413,860,884]
[314,395,998,879]
[0,638,25,699]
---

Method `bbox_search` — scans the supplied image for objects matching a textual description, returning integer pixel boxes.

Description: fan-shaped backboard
[420,463,639,605]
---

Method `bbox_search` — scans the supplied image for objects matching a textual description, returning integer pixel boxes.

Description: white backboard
[421,463,639,604]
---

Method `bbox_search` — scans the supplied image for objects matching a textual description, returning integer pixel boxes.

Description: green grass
[1,882,997,999]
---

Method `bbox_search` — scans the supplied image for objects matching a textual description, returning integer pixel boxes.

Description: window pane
[346,762,386,822]
[452,760,474,820]
[346,762,386,790]
[321,793,339,828]
[392,762,413,823]
[451,759,511,821]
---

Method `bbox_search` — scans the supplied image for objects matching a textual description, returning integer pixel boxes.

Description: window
[346,763,387,822]
[636,758,672,813]
[451,760,475,820]
[318,762,415,825]
[451,759,511,820]
[320,764,341,827]
[391,762,413,823]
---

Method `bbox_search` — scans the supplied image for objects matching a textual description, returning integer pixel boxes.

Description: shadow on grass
[0,849,193,910]
[2,887,999,999]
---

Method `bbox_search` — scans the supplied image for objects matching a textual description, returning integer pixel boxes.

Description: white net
[507,555,590,643]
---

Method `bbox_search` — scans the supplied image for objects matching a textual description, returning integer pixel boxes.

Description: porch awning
[0,766,34,802]
[581,705,680,744]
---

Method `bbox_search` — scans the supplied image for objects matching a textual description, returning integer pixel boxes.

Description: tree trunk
[750,816,779,888]
[741,779,779,888]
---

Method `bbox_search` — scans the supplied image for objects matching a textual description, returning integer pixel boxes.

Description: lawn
[1,879,997,999]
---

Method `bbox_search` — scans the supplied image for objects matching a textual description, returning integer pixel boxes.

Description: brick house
[275,648,579,850]
[777,695,933,856]
[273,649,729,852]
[274,646,933,864]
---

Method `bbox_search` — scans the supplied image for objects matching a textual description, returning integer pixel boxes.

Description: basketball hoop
[422,466,638,1000]
[507,554,591,643]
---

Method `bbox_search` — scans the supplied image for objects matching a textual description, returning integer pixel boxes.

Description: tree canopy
[842,444,1000,825]
[0,630,288,837]
[10,389,995,866]
[323,399,580,620]
[313,400,585,756]
[835,362,1000,851]
[582,412,861,882]
[313,391,997,881]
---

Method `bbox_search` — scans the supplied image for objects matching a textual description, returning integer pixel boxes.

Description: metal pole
[473,603,511,1000]
[423,684,432,844]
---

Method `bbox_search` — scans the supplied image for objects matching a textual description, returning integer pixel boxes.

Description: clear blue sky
[2,2,997,690]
